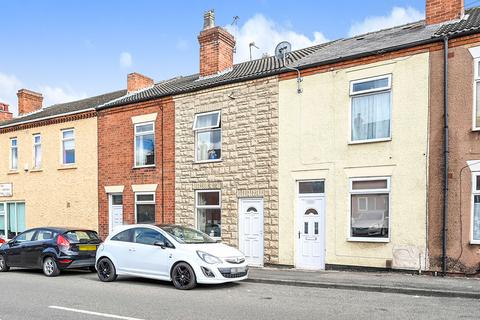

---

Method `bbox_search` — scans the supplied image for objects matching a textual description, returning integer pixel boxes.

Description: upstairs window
[10,138,18,170]
[61,129,75,165]
[135,122,155,167]
[33,134,41,169]
[193,111,221,162]
[350,75,391,143]
[474,59,480,129]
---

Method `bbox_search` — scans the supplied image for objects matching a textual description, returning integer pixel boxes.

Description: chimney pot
[17,89,43,116]
[127,72,154,93]
[203,10,215,30]
[426,0,464,25]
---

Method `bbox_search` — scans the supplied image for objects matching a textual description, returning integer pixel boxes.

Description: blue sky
[0,0,436,114]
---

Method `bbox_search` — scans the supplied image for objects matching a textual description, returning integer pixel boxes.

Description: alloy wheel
[44,259,55,275]
[97,258,117,282]
[0,255,8,272]
[172,263,196,290]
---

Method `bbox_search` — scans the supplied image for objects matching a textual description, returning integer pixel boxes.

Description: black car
[0,227,101,277]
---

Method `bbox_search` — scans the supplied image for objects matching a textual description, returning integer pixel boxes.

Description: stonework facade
[174,77,279,264]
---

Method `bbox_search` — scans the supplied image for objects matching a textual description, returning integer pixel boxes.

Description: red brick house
[96,74,175,238]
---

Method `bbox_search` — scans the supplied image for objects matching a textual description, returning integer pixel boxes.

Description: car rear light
[56,235,70,249]
[58,259,72,264]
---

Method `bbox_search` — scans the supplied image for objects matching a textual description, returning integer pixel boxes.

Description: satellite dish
[275,41,292,60]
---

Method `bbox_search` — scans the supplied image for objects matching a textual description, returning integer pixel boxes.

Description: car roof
[25,227,97,233]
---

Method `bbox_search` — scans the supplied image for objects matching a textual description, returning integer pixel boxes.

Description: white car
[95,224,248,290]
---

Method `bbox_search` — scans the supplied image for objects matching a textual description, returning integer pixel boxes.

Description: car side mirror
[9,240,19,247]
[154,241,166,249]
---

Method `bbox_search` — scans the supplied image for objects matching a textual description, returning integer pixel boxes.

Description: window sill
[133,165,156,169]
[58,165,77,171]
[194,159,223,164]
[470,240,480,245]
[348,138,392,145]
[347,237,390,243]
[7,170,19,175]
[30,168,43,173]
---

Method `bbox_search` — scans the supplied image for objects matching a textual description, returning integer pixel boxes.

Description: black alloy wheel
[0,255,9,272]
[97,258,117,282]
[172,262,197,290]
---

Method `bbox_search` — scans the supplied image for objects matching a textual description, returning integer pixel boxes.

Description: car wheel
[172,262,197,290]
[0,254,9,272]
[43,257,60,277]
[97,258,117,282]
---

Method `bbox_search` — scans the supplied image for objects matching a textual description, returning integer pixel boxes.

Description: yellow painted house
[278,45,431,269]
[0,89,125,239]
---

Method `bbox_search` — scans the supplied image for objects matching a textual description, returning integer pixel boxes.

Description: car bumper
[58,257,96,269]
[194,263,249,284]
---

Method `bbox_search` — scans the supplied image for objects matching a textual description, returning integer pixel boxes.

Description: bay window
[196,190,221,238]
[349,177,390,241]
[135,122,155,167]
[193,111,221,162]
[350,75,392,142]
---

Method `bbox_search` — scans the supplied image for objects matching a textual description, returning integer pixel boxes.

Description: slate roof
[435,7,480,37]
[0,89,126,128]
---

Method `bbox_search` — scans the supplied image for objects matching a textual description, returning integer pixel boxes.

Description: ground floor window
[472,173,480,243]
[135,193,155,224]
[349,177,390,241]
[196,190,221,238]
[0,202,26,239]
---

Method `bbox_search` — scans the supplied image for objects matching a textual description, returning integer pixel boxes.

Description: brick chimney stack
[127,72,154,93]
[198,10,236,77]
[426,0,464,25]
[0,102,13,121]
[17,89,43,116]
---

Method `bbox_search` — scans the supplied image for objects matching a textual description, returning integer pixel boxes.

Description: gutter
[442,36,449,276]
[0,108,95,129]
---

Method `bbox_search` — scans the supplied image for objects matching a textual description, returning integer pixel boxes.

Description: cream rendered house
[0,89,124,239]
[278,26,434,270]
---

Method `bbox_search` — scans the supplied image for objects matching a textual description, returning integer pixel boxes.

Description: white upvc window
[195,190,221,238]
[61,129,75,165]
[33,134,41,169]
[471,173,480,244]
[10,138,18,170]
[473,58,480,130]
[193,111,221,162]
[349,177,391,242]
[134,122,155,167]
[350,75,392,143]
[135,192,156,224]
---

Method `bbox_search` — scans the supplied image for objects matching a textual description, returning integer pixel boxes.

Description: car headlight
[197,251,222,264]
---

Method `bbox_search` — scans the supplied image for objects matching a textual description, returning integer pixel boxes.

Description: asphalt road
[0,268,479,320]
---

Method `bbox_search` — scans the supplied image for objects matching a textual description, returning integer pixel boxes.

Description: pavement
[247,267,480,299]
[1,268,479,320]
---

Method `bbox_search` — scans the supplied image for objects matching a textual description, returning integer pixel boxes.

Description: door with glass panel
[109,194,124,233]
[239,198,264,266]
[296,181,325,270]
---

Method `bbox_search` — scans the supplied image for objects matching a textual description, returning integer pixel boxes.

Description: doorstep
[246,267,480,299]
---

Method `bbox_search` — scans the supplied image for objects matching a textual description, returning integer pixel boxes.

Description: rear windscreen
[64,230,100,243]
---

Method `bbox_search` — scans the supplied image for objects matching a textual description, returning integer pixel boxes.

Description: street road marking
[48,306,145,320]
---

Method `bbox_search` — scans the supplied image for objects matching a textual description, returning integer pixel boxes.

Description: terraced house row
[2,0,480,274]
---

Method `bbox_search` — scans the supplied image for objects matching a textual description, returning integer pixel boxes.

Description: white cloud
[39,85,88,107]
[225,14,329,63]
[119,51,133,68]
[0,72,22,114]
[348,7,424,37]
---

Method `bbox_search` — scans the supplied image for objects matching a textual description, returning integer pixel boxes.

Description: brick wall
[174,77,279,264]
[426,0,463,25]
[97,98,175,238]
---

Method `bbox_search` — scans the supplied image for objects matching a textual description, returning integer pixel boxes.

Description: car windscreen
[63,230,100,244]
[160,226,216,244]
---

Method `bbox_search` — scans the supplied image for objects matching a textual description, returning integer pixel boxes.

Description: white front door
[239,198,264,266]
[296,181,325,270]
[109,194,123,233]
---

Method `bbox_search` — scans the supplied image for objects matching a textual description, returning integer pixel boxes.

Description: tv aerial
[275,41,302,94]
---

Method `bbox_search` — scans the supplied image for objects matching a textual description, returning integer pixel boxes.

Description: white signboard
[0,183,13,197]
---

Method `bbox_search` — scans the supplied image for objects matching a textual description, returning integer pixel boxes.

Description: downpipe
[442,36,449,276]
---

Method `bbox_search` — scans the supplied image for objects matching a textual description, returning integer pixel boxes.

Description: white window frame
[33,134,41,169]
[349,74,392,144]
[470,172,480,244]
[195,190,222,239]
[134,192,156,224]
[348,176,391,243]
[9,138,18,171]
[472,58,480,131]
[193,111,222,163]
[60,129,75,165]
[134,121,155,168]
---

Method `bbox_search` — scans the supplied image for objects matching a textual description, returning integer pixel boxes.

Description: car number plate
[79,245,97,251]
[232,267,246,274]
